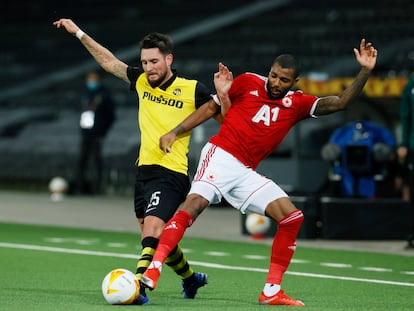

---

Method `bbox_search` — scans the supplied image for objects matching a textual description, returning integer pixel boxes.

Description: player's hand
[53,18,80,36]
[214,62,233,96]
[353,38,377,71]
[160,132,177,153]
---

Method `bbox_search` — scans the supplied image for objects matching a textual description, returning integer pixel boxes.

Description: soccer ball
[48,176,69,201]
[101,268,140,305]
[245,213,271,235]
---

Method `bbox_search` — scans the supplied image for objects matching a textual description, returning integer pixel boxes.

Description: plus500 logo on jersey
[142,91,184,108]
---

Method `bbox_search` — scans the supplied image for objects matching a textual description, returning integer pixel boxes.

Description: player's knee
[141,216,165,238]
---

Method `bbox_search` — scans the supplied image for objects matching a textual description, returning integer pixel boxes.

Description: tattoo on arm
[172,124,187,136]
[111,63,128,81]
[341,69,370,100]
[82,35,128,82]
[317,68,371,115]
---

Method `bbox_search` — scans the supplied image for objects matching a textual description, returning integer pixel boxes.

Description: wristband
[76,29,85,40]
[212,94,221,106]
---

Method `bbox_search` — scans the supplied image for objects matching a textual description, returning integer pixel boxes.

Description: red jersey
[209,72,319,169]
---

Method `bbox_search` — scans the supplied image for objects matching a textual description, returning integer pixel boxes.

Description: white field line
[1,242,413,288]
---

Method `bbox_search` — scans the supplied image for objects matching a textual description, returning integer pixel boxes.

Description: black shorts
[134,165,190,222]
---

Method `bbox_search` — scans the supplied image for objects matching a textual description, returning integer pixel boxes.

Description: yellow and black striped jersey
[127,67,212,175]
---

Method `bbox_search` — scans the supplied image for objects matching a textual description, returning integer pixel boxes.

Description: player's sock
[152,210,195,265]
[263,283,281,296]
[136,236,158,281]
[166,244,194,280]
[266,210,304,285]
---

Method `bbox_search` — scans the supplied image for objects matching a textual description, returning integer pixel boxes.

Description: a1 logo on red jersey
[252,105,280,126]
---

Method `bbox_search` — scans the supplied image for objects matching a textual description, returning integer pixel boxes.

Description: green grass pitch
[0,223,413,310]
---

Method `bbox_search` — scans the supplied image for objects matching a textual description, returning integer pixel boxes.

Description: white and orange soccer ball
[101,268,140,305]
[245,212,271,235]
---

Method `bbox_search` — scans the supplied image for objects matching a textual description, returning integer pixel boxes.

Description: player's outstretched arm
[214,62,233,117]
[159,62,233,153]
[159,99,219,153]
[53,18,129,83]
[315,38,378,116]
[159,62,232,153]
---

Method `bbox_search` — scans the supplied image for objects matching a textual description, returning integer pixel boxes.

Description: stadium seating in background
[1,0,414,196]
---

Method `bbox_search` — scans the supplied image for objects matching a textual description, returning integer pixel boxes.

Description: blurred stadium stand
[1,0,414,195]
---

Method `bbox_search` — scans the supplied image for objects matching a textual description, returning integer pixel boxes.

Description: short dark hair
[272,54,301,78]
[139,32,173,55]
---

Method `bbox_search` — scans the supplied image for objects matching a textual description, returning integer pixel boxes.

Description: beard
[147,70,168,88]
[266,81,288,100]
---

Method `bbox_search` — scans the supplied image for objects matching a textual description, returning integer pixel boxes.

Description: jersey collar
[158,69,177,91]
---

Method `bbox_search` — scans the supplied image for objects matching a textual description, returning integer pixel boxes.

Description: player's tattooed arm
[315,67,371,115]
[315,39,377,116]
[80,36,129,82]
[53,18,129,83]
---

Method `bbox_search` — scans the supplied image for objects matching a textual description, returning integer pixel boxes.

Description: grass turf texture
[0,223,413,310]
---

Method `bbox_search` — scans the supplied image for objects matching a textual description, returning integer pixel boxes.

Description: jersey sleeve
[295,91,319,118]
[195,81,213,108]
[127,66,141,91]
[228,74,246,101]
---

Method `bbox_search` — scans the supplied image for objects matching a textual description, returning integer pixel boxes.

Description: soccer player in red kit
[142,39,378,306]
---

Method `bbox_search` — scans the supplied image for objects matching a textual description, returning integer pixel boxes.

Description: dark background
[1,0,413,195]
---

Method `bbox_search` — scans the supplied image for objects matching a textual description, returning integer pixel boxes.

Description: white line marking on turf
[283,270,414,287]
[0,242,136,259]
[44,237,67,243]
[205,251,230,256]
[291,259,311,264]
[1,242,413,288]
[107,242,129,248]
[320,262,352,268]
[243,254,267,260]
[359,267,393,272]
[44,237,99,245]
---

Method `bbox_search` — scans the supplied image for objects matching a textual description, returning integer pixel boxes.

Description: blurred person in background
[397,74,414,249]
[77,70,115,195]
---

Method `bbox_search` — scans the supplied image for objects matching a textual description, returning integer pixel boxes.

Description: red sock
[152,210,195,264]
[266,210,304,285]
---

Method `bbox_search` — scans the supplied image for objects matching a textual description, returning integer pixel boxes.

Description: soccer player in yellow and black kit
[54,18,220,305]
